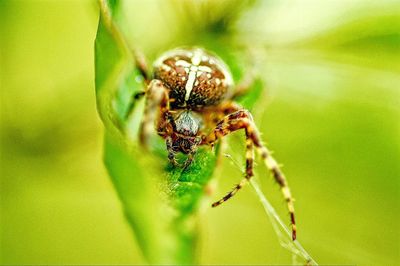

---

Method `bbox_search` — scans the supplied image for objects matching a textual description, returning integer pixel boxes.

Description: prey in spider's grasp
[132,47,297,240]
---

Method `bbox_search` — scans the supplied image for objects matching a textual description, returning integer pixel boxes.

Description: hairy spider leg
[139,79,171,148]
[205,110,255,207]
[252,124,297,240]
[166,136,179,167]
[206,109,297,240]
[132,49,151,85]
[211,128,255,208]
[230,71,256,100]
[124,50,151,119]
[182,150,196,170]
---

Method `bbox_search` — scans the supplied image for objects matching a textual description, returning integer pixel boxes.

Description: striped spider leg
[139,79,172,148]
[205,109,297,240]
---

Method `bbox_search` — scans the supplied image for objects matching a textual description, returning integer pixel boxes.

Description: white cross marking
[175,51,214,102]
[185,71,197,101]
[175,60,191,68]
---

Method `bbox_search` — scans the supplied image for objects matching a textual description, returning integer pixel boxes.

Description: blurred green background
[1,0,399,265]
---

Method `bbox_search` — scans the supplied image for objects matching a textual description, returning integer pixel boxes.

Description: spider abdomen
[153,48,234,110]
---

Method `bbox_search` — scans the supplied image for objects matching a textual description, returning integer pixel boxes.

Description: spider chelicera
[132,47,296,240]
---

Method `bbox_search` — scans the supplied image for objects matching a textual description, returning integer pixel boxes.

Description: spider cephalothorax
[134,47,297,240]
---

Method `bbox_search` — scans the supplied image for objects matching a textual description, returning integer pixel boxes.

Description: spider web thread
[224,153,318,265]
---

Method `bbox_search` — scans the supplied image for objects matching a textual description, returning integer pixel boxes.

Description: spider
[132,47,297,240]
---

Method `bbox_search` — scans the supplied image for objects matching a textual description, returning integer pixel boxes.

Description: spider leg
[182,136,202,170]
[182,152,195,171]
[251,130,297,241]
[230,71,256,100]
[124,50,151,120]
[206,109,297,240]
[166,136,179,167]
[206,110,255,206]
[211,130,255,207]
[139,79,170,148]
[132,49,151,85]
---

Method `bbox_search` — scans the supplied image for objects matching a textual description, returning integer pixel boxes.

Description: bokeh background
[1,0,399,265]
